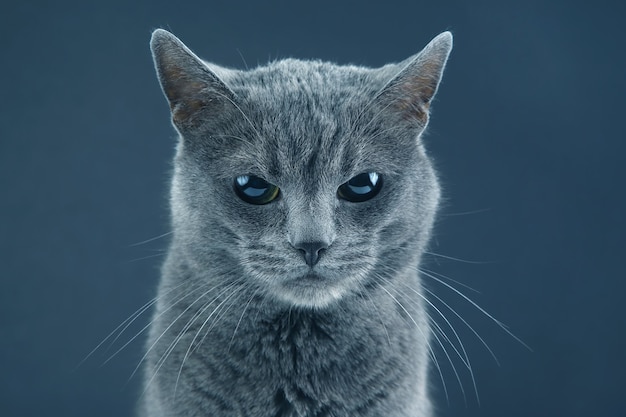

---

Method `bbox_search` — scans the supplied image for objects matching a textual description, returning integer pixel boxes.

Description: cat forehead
[209,112,411,187]
[213,62,406,180]
[225,60,383,127]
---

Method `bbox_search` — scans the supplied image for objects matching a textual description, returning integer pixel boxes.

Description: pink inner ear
[169,80,209,124]
[172,96,207,124]
[160,64,210,124]
[391,97,428,125]
[387,58,447,125]
[387,78,431,125]
[161,66,204,105]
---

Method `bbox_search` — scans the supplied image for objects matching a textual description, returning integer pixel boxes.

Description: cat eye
[234,175,280,205]
[337,172,382,202]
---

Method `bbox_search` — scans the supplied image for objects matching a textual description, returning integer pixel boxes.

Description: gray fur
[143,29,452,417]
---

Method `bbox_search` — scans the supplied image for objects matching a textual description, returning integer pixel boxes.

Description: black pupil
[338,172,382,202]
[234,175,279,204]
[348,173,376,193]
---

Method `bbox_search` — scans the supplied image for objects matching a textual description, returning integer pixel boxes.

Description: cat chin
[273,272,350,310]
[275,289,345,310]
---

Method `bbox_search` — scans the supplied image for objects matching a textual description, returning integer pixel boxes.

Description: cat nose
[293,241,328,267]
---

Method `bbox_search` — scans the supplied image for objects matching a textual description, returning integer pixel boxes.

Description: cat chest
[223,314,404,415]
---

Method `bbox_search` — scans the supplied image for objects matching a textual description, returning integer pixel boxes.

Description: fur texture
[143,29,452,417]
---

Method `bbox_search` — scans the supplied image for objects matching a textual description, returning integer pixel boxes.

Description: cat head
[151,29,452,309]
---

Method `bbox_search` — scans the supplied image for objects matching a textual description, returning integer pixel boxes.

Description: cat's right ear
[150,29,235,129]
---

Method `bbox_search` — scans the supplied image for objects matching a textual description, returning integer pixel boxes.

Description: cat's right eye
[234,175,280,205]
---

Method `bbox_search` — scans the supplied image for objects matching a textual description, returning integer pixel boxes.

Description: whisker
[125,253,167,264]
[374,272,468,404]
[195,282,249,351]
[128,231,173,247]
[76,277,191,370]
[131,280,237,390]
[439,208,492,217]
[424,251,492,265]
[426,315,468,406]
[382,271,478,404]
[228,286,262,352]
[419,268,532,352]
[106,279,218,368]
[174,283,248,395]
[398,279,473,369]
[422,284,499,367]
[374,278,450,404]
[102,280,188,354]
[419,266,481,294]
[235,48,249,70]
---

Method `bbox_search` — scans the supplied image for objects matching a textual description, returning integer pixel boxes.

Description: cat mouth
[284,270,330,288]
[301,271,325,281]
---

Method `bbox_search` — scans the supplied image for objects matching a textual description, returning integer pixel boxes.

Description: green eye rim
[234,175,280,205]
[337,172,383,202]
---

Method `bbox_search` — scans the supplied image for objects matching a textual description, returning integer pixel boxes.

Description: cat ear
[377,31,453,126]
[150,29,235,128]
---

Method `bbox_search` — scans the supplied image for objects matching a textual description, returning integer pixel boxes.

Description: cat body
[143,29,452,417]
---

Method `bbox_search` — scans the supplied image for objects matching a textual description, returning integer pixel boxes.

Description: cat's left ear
[377,31,453,127]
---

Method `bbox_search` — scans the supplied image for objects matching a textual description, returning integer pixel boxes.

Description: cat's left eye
[337,172,382,202]
[234,175,280,205]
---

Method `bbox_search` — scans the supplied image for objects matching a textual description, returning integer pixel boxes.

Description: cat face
[151,30,451,309]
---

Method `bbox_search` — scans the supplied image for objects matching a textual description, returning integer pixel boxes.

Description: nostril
[294,241,328,267]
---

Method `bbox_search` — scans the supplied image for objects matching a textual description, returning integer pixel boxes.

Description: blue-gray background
[2,1,624,416]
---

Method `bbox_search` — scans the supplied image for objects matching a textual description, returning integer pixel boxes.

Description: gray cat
[142,28,452,417]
